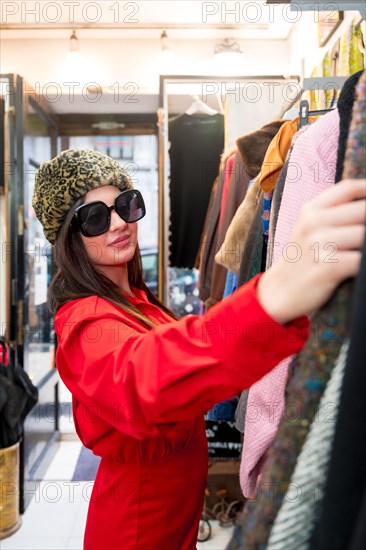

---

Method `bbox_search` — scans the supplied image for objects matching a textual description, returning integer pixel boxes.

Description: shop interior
[0,1,365,548]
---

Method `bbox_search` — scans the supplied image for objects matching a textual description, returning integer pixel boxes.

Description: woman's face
[79,185,139,270]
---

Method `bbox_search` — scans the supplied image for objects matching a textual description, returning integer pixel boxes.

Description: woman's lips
[109,235,131,248]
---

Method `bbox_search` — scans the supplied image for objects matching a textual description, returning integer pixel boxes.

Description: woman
[32,149,365,550]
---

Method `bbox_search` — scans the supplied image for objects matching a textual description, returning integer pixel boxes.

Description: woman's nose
[109,208,128,231]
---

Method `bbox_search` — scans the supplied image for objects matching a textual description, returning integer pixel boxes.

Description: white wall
[290,10,364,78]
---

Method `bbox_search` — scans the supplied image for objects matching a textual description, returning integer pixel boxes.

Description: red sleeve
[55,273,309,439]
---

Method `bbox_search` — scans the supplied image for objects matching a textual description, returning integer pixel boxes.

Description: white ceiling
[1,0,294,40]
[1,1,300,115]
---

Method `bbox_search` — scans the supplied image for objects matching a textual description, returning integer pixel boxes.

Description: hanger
[298,99,337,129]
[185,95,218,116]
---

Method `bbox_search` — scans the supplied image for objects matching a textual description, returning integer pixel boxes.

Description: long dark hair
[48,198,176,329]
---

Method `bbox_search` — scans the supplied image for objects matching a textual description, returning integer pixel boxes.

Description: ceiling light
[211,38,245,75]
[69,30,79,52]
[214,38,243,56]
[159,29,174,73]
[160,30,170,51]
[67,30,80,62]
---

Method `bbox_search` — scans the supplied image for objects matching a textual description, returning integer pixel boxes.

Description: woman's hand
[257,178,366,324]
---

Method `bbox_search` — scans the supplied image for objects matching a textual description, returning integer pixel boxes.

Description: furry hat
[32,149,132,244]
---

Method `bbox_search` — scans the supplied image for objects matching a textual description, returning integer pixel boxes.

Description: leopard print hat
[32,149,133,245]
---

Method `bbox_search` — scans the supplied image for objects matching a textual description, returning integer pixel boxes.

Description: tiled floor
[2,383,234,549]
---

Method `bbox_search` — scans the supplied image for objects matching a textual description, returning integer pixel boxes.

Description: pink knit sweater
[240,108,340,497]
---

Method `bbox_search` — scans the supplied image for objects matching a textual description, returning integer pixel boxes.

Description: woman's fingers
[332,225,366,250]
[316,199,366,228]
[257,178,366,324]
[309,178,366,208]
[328,250,363,281]
[311,226,366,257]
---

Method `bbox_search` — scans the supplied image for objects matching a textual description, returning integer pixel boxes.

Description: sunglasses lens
[115,190,146,223]
[79,202,109,236]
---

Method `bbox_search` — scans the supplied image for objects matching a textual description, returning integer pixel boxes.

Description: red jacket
[54,274,309,549]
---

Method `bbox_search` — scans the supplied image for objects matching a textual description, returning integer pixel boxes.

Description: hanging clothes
[235,150,294,436]
[206,152,250,309]
[196,169,225,302]
[168,113,224,268]
[196,148,237,302]
[310,68,366,550]
[215,119,285,274]
[215,177,259,274]
[228,279,354,550]
[205,397,239,422]
[266,341,349,550]
[226,69,365,550]
[265,152,291,269]
[258,116,315,193]
[237,188,265,288]
[261,191,272,240]
[239,107,340,500]
[335,69,364,182]
[219,153,237,232]
[349,20,365,74]
[235,120,286,180]
[223,270,238,298]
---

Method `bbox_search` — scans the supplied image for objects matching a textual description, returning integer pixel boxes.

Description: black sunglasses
[72,189,146,237]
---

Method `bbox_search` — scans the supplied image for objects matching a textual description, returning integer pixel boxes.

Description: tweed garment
[267,341,349,550]
[342,70,366,178]
[335,70,364,183]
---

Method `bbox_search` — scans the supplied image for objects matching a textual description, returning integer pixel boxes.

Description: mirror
[158,74,300,313]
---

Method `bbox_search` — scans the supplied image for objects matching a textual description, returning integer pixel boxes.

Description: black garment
[335,70,363,183]
[168,113,224,268]
[349,489,366,550]
[310,235,366,549]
